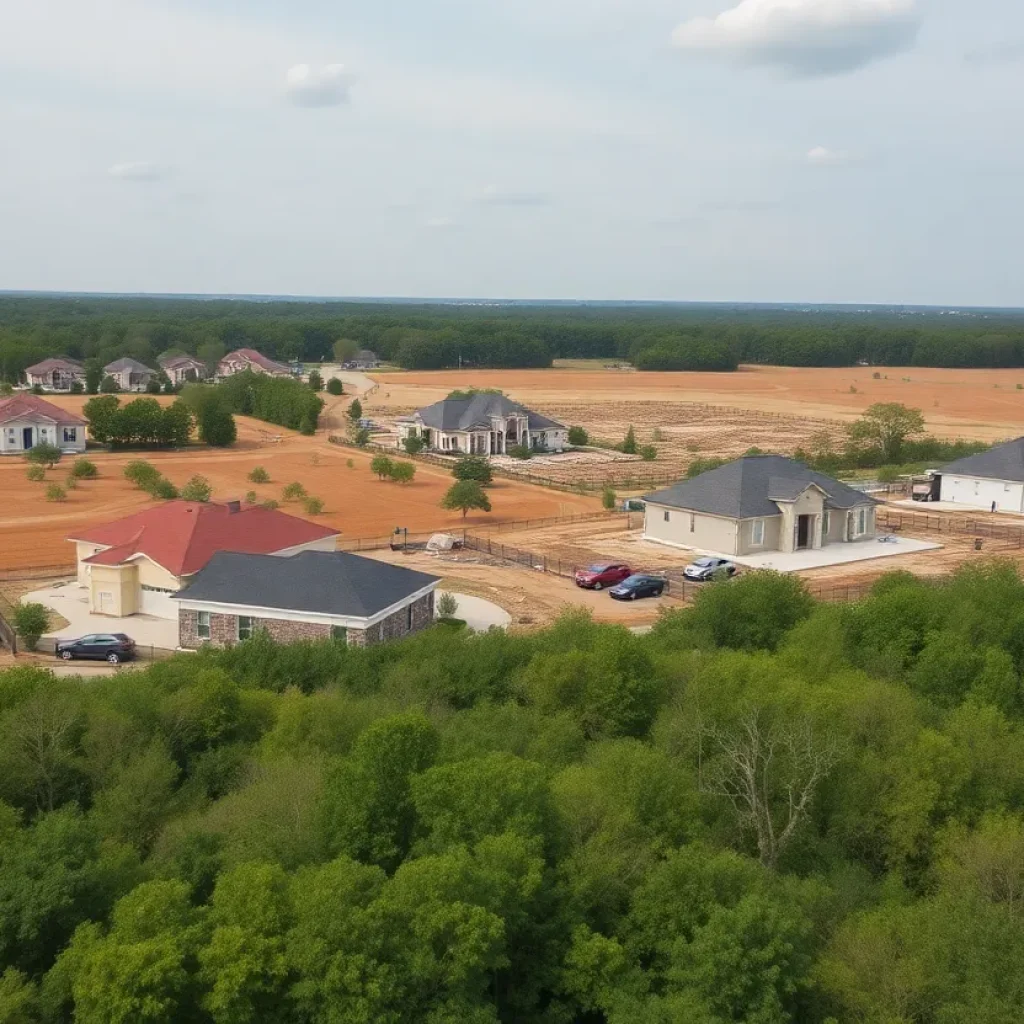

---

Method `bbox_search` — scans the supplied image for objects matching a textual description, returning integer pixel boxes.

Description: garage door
[139,588,178,619]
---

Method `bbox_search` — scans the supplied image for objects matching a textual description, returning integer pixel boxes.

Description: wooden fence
[0,591,17,654]
[877,508,1024,546]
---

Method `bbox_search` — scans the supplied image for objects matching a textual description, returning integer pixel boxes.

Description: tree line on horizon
[3,296,1024,378]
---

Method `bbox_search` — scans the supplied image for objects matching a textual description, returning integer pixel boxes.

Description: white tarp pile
[426,533,459,553]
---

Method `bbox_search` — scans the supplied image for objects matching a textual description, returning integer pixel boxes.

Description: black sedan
[55,633,136,664]
[608,574,667,601]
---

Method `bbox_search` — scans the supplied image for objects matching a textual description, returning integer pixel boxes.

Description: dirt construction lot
[0,394,599,572]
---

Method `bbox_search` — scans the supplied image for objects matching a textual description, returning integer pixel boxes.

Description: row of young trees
[3,563,1024,1020]
[82,396,196,449]
[198,371,324,435]
[5,295,1024,379]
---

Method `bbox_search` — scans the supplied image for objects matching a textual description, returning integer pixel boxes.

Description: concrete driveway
[23,582,179,649]
[438,592,511,631]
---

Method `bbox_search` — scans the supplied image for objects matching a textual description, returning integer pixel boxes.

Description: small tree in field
[13,603,49,651]
[46,484,67,503]
[26,443,62,469]
[124,460,161,490]
[70,458,98,479]
[402,433,425,456]
[151,477,179,500]
[64,473,78,490]
[388,461,416,485]
[198,404,236,447]
[261,499,280,510]
[245,490,258,504]
[602,487,617,510]
[99,375,120,394]
[347,398,363,423]
[621,426,638,455]
[248,466,270,484]
[26,465,46,483]
[567,425,588,446]
[437,592,459,619]
[441,480,492,518]
[354,427,371,447]
[453,456,493,486]
[180,475,212,502]
[370,455,394,481]
[304,496,324,515]
[640,444,657,462]
[326,378,344,396]
[848,402,925,463]
[307,369,324,392]
[282,481,307,502]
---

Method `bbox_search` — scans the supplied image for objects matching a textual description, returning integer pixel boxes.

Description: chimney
[225,499,241,514]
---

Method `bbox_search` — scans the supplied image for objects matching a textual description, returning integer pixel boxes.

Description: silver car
[683,556,738,582]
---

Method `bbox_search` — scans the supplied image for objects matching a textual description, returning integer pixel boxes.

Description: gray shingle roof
[414,394,564,432]
[104,358,154,374]
[174,550,439,619]
[644,455,878,519]
[940,438,1024,483]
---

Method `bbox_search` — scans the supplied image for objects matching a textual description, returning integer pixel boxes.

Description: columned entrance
[796,514,812,550]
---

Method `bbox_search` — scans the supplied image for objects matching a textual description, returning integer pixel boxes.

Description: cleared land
[0,394,598,572]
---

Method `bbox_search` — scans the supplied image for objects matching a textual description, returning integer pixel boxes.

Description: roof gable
[175,550,439,618]
[105,358,153,374]
[0,394,87,427]
[940,438,1024,483]
[644,455,877,519]
[70,500,339,576]
[414,394,565,432]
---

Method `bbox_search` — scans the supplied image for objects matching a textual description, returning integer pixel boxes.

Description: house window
[6,429,14,444]
[237,615,254,641]
[406,604,414,632]
[690,514,696,533]
[664,510,671,523]
[63,428,77,443]
[331,625,347,644]
[822,510,831,536]
[752,519,765,545]
[197,611,211,640]
[856,507,868,536]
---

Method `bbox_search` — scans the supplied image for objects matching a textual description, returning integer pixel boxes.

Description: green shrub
[402,434,425,455]
[261,499,280,510]
[25,443,62,468]
[304,496,325,515]
[13,602,49,651]
[149,477,179,500]
[307,369,324,392]
[371,455,394,480]
[26,465,46,483]
[388,461,416,485]
[620,426,637,455]
[46,484,67,502]
[64,473,78,490]
[507,444,533,460]
[651,426,664,442]
[348,398,363,422]
[248,466,270,484]
[437,592,459,619]
[354,428,371,447]
[326,378,344,396]
[180,475,212,502]
[453,456,493,485]
[602,487,617,510]
[70,458,98,479]
[567,425,589,446]
[70,380,85,394]
[244,490,257,504]
[124,460,161,489]
[282,481,307,501]
[346,459,355,468]
[639,445,657,462]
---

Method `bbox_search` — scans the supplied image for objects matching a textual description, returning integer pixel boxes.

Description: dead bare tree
[699,710,838,869]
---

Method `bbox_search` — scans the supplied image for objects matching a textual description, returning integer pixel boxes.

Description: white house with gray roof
[104,357,155,392]
[938,438,1024,512]
[397,393,567,457]
[643,455,878,556]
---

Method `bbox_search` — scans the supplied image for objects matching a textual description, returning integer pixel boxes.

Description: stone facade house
[24,357,86,392]
[158,354,207,385]
[104,357,155,392]
[937,438,1024,513]
[643,455,878,557]
[0,394,87,454]
[217,348,291,378]
[397,393,567,457]
[173,550,439,648]
[68,499,339,618]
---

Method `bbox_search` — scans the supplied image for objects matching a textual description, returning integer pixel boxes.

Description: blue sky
[0,0,1020,304]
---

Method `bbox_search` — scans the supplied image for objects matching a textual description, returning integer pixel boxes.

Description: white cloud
[672,0,921,76]
[475,184,550,207]
[285,64,354,108]
[424,216,457,230]
[806,145,852,165]
[108,161,167,181]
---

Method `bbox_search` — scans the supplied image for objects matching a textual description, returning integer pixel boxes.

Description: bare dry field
[369,365,1024,443]
[0,395,599,572]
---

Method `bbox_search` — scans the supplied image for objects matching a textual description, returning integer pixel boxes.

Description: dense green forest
[3,564,1024,1022]
[3,296,1024,378]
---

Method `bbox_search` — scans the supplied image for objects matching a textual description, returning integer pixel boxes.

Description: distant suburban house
[397,394,567,456]
[938,438,1024,512]
[643,455,878,556]
[68,499,339,619]
[174,550,439,649]
[0,394,87,454]
[158,354,207,385]
[24,357,86,392]
[217,348,291,378]
[348,350,379,369]
[104,357,155,392]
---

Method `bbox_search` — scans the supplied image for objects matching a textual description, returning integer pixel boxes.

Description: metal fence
[877,508,1024,546]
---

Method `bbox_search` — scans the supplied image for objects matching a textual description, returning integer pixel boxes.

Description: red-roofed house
[0,394,87,454]
[68,500,339,618]
[24,357,86,392]
[217,348,291,378]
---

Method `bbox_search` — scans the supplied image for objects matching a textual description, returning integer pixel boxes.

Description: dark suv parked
[608,574,667,600]
[55,634,136,664]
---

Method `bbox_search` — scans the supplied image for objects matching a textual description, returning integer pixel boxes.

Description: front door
[797,514,811,550]
[22,427,33,450]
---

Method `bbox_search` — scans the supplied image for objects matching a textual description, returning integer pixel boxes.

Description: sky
[0,0,1021,305]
